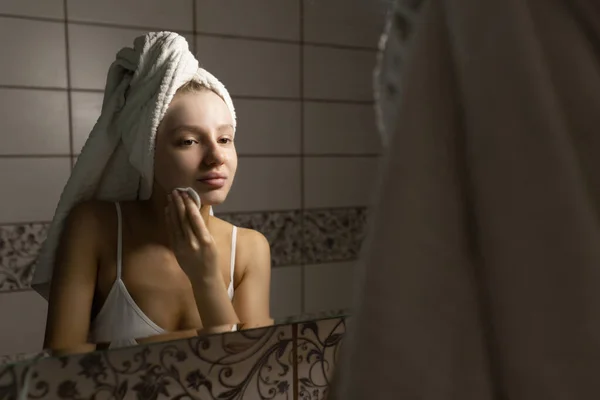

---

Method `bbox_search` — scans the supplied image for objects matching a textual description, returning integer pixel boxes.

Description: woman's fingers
[172,191,197,245]
[166,194,184,243]
[183,194,212,246]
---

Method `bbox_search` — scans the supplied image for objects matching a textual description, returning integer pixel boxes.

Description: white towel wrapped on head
[32,31,236,300]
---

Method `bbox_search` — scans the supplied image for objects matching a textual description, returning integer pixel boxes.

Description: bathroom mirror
[0,0,389,363]
[0,309,348,368]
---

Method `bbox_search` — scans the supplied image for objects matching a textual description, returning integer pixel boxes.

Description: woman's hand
[165,190,220,281]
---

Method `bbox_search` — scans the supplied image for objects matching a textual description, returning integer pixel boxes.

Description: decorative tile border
[0,317,348,399]
[0,360,31,400]
[302,207,368,264]
[296,318,347,400]
[0,223,48,291]
[218,210,303,267]
[0,208,370,292]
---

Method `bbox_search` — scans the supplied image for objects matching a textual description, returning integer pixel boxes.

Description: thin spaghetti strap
[114,202,123,279]
[230,226,237,284]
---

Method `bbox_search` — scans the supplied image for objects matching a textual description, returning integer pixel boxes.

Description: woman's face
[154,89,237,206]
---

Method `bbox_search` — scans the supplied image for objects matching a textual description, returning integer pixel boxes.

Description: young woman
[43,77,272,351]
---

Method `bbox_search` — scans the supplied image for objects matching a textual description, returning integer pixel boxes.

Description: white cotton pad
[175,187,201,209]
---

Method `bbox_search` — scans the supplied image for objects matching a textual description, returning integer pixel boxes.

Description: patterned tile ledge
[297,317,348,400]
[3,316,350,400]
[22,325,296,400]
[0,207,369,291]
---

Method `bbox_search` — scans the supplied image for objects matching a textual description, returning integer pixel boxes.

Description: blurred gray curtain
[333,0,600,398]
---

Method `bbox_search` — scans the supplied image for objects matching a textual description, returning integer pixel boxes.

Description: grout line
[303,41,378,52]
[0,13,62,24]
[0,154,71,158]
[63,0,75,171]
[66,19,194,35]
[0,85,67,92]
[0,85,374,104]
[299,0,306,316]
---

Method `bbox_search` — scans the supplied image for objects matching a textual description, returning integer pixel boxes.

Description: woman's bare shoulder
[66,200,116,230]
[210,218,269,249]
[235,227,271,272]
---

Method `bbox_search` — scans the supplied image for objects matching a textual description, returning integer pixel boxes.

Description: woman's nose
[203,143,226,166]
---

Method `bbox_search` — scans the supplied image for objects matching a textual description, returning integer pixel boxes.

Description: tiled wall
[0,0,386,356]
[2,316,348,400]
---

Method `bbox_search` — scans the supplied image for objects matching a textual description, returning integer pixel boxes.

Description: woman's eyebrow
[170,125,204,134]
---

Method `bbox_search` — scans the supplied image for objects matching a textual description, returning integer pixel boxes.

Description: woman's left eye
[219,138,233,144]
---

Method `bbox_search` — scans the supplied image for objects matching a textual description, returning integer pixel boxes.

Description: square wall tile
[70,91,103,154]
[0,223,48,291]
[0,158,71,224]
[0,18,67,87]
[218,210,302,266]
[303,207,368,264]
[0,0,63,19]
[0,290,47,355]
[0,89,69,155]
[234,99,301,155]
[297,317,347,400]
[304,157,381,208]
[270,266,302,318]
[217,157,301,212]
[196,0,299,40]
[304,261,355,313]
[303,0,388,48]
[196,36,300,98]
[304,102,381,155]
[303,46,376,101]
[67,0,193,31]
[69,25,193,90]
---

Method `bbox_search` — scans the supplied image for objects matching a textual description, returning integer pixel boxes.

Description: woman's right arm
[43,201,102,351]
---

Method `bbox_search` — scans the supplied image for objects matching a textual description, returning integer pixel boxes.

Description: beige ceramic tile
[303,46,376,101]
[196,36,300,98]
[303,157,381,208]
[0,17,67,87]
[216,157,301,212]
[69,25,193,90]
[67,0,193,30]
[0,88,69,155]
[0,0,63,19]
[0,158,71,223]
[196,0,299,40]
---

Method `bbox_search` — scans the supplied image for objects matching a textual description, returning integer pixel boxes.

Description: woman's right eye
[180,139,197,146]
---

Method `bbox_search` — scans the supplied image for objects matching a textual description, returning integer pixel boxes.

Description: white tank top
[89,202,237,348]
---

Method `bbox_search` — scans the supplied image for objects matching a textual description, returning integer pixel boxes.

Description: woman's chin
[199,193,227,206]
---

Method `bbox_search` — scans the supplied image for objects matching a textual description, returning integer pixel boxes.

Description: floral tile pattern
[296,317,348,400]
[24,325,294,400]
[3,317,350,400]
[302,208,369,264]
[0,207,368,292]
[218,210,303,267]
[0,223,48,291]
[0,358,32,399]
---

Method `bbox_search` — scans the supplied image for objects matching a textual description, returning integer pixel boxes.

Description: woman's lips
[197,178,226,188]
